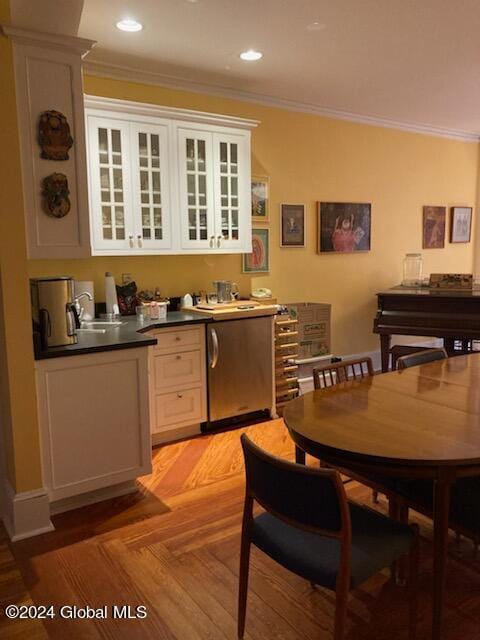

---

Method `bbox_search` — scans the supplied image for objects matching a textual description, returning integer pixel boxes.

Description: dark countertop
[34,311,210,360]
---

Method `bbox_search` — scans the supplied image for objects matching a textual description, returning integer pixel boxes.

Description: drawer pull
[175,336,181,341]
[176,355,181,360]
[177,393,183,398]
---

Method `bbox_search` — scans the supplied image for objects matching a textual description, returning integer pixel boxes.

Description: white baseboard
[2,480,54,542]
[50,480,138,515]
[152,423,201,446]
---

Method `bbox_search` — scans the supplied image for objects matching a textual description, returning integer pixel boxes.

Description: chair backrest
[241,434,350,536]
[397,347,448,370]
[313,357,374,390]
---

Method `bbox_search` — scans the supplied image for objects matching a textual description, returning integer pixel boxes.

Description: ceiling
[78,0,480,139]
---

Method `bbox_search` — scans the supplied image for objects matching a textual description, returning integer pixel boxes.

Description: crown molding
[84,94,259,130]
[1,25,96,57]
[83,59,480,143]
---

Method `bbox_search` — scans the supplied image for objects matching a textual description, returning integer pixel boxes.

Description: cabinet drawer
[153,387,203,431]
[151,326,203,352]
[153,350,202,390]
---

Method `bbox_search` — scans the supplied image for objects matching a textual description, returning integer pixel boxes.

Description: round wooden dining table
[284,353,480,640]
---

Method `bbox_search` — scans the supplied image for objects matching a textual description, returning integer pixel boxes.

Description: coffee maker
[31,276,79,348]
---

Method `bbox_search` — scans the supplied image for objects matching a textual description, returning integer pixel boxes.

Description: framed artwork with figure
[423,206,446,249]
[318,202,371,253]
[251,176,269,222]
[450,206,472,243]
[242,228,269,273]
[280,203,306,247]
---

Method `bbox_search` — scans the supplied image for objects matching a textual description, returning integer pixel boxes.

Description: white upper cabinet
[130,122,172,251]
[87,116,133,252]
[213,132,250,252]
[177,127,215,250]
[85,96,257,256]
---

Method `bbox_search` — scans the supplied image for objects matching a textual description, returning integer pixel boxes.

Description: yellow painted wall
[0,0,43,492]
[28,75,478,355]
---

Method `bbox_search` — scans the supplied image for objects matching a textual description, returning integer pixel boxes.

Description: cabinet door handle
[217,235,222,248]
[175,336,181,341]
[128,234,134,248]
[177,393,183,399]
[210,326,219,368]
[137,234,143,248]
[209,235,215,248]
[176,355,181,360]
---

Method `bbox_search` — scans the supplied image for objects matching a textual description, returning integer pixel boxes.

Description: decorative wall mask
[42,173,71,218]
[38,110,73,160]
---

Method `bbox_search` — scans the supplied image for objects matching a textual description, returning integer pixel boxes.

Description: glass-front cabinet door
[87,116,133,252]
[130,123,171,250]
[213,132,250,252]
[177,128,215,250]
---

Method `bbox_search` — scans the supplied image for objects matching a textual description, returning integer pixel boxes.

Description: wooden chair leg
[397,502,410,585]
[334,581,349,640]
[408,524,420,640]
[295,445,306,465]
[237,534,251,639]
[388,496,399,581]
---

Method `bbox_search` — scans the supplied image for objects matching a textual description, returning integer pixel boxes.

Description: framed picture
[450,206,472,243]
[317,202,371,253]
[242,228,269,273]
[251,176,269,222]
[423,206,446,249]
[280,203,306,247]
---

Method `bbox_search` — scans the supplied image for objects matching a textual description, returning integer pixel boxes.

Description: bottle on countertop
[181,293,193,308]
[105,272,119,316]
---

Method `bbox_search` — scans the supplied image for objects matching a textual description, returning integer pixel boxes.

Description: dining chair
[239,434,419,640]
[295,357,374,466]
[390,345,430,370]
[396,348,448,370]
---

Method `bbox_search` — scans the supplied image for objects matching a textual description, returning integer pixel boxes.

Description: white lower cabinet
[35,348,152,504]
[147,325,207,445]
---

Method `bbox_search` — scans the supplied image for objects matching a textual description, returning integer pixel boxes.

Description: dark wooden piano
[374,286,480,372]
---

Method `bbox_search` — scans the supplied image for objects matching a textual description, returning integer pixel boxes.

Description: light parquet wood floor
[2,419,480,639]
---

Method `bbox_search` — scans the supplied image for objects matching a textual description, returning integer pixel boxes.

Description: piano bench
[390,345,431,371]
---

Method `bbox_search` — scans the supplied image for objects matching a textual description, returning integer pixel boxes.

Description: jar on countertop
[402,253,423,286]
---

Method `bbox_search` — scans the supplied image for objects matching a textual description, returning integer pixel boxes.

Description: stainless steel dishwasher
[202,315,274,430]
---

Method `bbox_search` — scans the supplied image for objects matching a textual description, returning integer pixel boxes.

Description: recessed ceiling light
[239,49,263,61]
[116,19,143,32]
[307,21,326,32]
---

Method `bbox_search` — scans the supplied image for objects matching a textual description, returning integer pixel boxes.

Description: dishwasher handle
[209,326,219,368]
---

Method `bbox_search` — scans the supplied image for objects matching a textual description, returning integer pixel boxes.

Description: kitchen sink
[77,320,125,334]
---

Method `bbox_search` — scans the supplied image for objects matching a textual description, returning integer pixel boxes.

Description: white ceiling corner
[77,0,480,142]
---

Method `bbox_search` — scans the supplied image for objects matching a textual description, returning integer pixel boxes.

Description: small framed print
[251,176,269,222]
[450,206,472,243]
[242,228,269,273]
[280,204,306,247]
[422,206,446,249]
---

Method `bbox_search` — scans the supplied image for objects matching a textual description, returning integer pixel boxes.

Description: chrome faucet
[73,291,93,321]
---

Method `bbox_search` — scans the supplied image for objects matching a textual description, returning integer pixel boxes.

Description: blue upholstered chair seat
[395,477,480,534]
[251,501,414,589]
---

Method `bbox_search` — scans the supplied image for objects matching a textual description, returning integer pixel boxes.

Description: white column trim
[1,480,54,542]
[0,25,95,57]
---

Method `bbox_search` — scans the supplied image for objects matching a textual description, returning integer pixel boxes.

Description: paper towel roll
[74,280,95,321]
